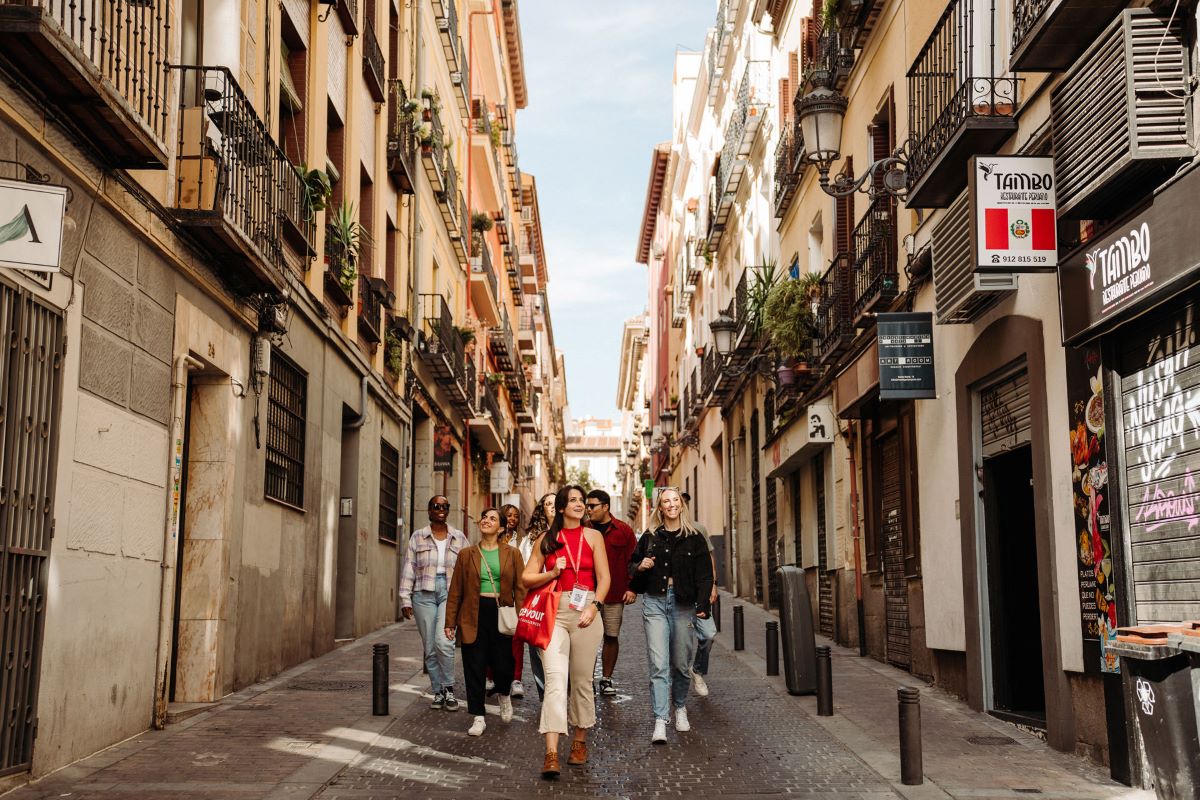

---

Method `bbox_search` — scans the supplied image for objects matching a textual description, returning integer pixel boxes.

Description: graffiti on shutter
[981,370,1031,458]
[882,433,910,669]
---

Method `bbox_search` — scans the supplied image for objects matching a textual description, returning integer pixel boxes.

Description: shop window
[266,351,308,508]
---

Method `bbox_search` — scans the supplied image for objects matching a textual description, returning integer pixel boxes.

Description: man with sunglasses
[400,495,469,711]
[586,489,638,697]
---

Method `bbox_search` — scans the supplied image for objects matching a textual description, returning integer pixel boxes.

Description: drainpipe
[727,426,740,597]
[847,421,866,656]
[152,353,204,729]
[345,375,370,429]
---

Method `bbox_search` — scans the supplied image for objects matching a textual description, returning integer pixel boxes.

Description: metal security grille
[265,352,307,507]
[750,413,764,602]
[816,456,833,638]
[0,282,64,774]
[981,370,1031,458]
[379,439,399,543]
[882,433,911,669]
[766,476,780,610]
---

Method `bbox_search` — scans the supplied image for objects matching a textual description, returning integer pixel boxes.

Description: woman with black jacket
[629,487,713,744]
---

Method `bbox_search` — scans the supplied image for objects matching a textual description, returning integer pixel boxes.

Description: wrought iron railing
[906,0,1018,186]
[852,194,898,320]
[337,0,358,33]
[9,0,173,151]
[174,66,311,272]
[471,238,499,299]
[804,13,854,87]
[490,307,515,364]
[701,346,719,397]
[734,268,750,334]
[358,274,382,341]
[817,253,854,362]
[774,121,799,217]
[418,293,466,382]
[387,79,416,184]
[1011,0,1051,53]
[476,380,504,436]
[362,17,385,101]
[707,0,733,88]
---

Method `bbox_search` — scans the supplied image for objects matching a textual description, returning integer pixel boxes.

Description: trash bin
[778,566,816,695]
[1110,625,1200,800]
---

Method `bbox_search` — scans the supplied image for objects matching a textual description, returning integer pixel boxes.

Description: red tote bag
[515,578,559,649]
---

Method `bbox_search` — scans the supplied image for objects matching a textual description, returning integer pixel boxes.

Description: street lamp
[709,313,737,358]
[707,314,783,383]
[659,410,677,437]
[640,427,653,448]
[796,69,913,200]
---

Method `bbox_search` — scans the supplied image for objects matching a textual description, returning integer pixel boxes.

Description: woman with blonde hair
[629,487,714,744]
[522,485,611,778]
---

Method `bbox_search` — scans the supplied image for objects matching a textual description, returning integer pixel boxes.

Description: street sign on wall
[0,178,67,273]
[970,156,1058,273]
[878,313,935,400]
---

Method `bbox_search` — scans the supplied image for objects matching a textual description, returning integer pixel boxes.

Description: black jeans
[462,597,516,716]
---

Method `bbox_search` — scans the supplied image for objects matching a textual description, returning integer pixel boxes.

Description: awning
[766,402,835,480]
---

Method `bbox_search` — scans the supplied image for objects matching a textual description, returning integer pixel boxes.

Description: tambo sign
[970,156,1058,273]
[0,178,67,273]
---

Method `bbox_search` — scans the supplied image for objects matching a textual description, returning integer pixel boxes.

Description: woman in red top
[521,485,611,778]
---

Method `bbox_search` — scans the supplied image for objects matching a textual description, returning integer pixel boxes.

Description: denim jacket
[399,524,469,608]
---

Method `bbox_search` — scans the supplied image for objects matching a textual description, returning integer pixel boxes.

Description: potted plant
[420,88,441,118]
[295,163,331,222]
[385,327,405,375]
[486,371,504,387]
[745,259,783,338]
[696,345,706,357]
[325,202,364,305]
[762,270,823,378]
[470,211,494,257]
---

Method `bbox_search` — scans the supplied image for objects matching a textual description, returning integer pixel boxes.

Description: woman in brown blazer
[445,507,526,737]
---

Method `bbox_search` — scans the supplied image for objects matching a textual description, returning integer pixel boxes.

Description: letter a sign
[0,177,67,273]
[970,156,1058,274]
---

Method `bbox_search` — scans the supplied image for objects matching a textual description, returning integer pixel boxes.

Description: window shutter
[778,78,792,124]
[835,156,854,255]
[789,50,799,88]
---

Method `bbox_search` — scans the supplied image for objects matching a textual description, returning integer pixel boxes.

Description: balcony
[851,194,898,325]
[490,309,515,373]
[804,14,855,92]
[469,239,502,326]
[0,0,171,168]
[1050,9,1193,220]
[905,0,1018,208]
[707,0,736,103]
[416,294,471,415]
[817,253,855,365]
[505,362,527,411]
[708,61,769,251]
[837,0,885,51]
[172,67,313,294]
[337,0,358,35]
[517,306,536,355]
[472,97,505,205]
[387,80,417,194]
[432,0,470,117]
[1010,0,1125,72]
[357,274,391,344]
[701,347,719,401]
[323,223,354,311]
[774,122,800,220]
[362,18,386,103]
[419,100,448,193]
[470,380,506,452]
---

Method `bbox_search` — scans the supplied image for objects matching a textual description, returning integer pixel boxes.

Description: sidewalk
[721,592,1152,800]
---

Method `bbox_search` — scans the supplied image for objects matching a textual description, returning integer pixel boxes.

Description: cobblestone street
[3,594,1150,800]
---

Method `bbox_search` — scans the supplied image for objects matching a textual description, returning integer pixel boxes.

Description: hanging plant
[762,270,823,361]
[385,328,406,375]
[327,202,364,295]
[471,211,494,233]
[295,163,332,220]
[485,371,504,386]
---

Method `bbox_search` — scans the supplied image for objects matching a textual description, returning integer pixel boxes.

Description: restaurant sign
[970,156,1058,273]
[1060,163,1200,344]
[878,313,935,400]
[0,178,68,273]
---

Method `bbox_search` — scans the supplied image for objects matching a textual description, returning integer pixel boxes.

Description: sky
[516,1,712,421]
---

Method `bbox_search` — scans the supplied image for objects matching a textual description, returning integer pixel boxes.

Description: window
[266,351,307,507]
[379,439,400,544]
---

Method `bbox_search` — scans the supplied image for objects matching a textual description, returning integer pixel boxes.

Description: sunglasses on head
[430,503,450,511]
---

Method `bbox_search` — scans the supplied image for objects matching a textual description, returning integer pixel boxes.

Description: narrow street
[5,594,1145,800]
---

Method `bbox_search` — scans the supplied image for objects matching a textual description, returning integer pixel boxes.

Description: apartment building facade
[639,0,1200,786]
[0,0,562,782]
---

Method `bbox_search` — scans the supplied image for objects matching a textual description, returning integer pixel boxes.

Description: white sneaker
[651,718,668,744]
[692,672,710,697]
[674,706,691,732]
[510,680,524,698]
[498,694,513,722]
[468,715,486,736]
[485,678,496,694]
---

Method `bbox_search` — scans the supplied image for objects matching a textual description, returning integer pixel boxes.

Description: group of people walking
[398,484,718,778]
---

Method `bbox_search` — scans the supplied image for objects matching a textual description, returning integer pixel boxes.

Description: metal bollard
[816,645,833,716]
[765,621,779,676]
[733,605,745,651]
[898,687,923,785]
[372,644,390,716]
[714,595,722,633]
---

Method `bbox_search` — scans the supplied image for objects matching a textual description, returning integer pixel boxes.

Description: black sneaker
[430,690,445,710]
[599,678,616,697]
[443,688,460,711]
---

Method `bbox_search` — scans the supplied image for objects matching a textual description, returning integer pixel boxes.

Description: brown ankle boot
[541,750,560,779]
[567,739,588,765]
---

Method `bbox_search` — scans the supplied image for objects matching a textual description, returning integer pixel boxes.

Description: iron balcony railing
[707,0,734,95]
[358,274,383,343]
[817,253,855,364]
[173,66,311,277]
[734,268,750,335]
[851,193,898,322]
[0,0,173,164]
[906,0,1019,192]
[774,121,800,218]
[387,79,416,193]
[476,380,504,437]
[418,293,466,385]
[337,0,357,34]
[506,361,528,411]
[471,237,499,300]
[1011,0,1051,50]
[323,222,354,306]
[362,17,385,102]
[717,61,769,198]
[490,307,515,371]
[804,13,855,89]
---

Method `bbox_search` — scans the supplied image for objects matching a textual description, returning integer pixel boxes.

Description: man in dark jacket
[587,489,638,697]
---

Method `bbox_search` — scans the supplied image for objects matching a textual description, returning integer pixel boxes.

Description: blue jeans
[693,612,716,676]
[412,575,455,693]
[642,589,697,721]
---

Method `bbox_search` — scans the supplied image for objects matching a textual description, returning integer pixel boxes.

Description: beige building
[638,0,1200,787]
[0,0,564,784]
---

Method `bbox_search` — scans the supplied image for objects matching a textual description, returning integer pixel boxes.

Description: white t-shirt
[435,536,449,574]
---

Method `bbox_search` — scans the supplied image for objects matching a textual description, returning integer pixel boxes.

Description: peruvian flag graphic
[984,207,1056,252]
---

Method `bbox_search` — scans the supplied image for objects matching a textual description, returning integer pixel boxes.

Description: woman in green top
[446,507,526,736]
